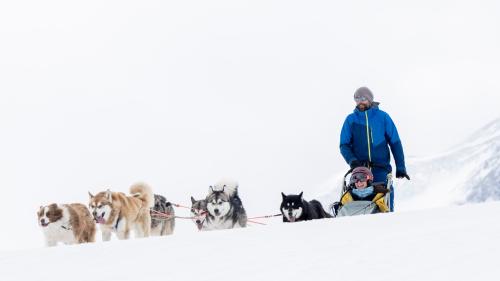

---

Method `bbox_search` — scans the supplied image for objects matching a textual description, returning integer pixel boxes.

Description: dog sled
[330,167,393,218]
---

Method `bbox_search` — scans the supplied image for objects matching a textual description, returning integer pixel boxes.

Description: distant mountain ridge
[397,117,500,209]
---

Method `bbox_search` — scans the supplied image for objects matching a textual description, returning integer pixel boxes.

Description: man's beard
[356,104,369,111]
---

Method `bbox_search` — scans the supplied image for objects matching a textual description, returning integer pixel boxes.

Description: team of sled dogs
[37,179,330,247]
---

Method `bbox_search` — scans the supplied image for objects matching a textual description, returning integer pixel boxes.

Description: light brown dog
[37,203,96,247]
[88,183,154,241]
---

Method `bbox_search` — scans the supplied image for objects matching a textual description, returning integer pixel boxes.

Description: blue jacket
[340,103,406,182]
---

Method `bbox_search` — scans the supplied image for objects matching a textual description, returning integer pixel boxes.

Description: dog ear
[191,196,196,204]
[208,186,214,194]
[88,192,94,199]
[222,185,226,192]
[106,189,112,202]
[281,192,286,199]
[299,191,303,199]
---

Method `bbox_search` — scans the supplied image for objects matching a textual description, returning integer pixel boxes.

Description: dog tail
[130,182,154,208]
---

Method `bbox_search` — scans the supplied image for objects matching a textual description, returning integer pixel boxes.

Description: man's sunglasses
[354,96,368,102]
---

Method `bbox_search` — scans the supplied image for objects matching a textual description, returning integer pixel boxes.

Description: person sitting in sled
[340,167,389,213]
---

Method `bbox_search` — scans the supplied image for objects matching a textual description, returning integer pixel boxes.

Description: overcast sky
[1,0,499,250]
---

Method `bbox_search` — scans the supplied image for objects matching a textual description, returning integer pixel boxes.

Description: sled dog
[205,179,247,230]
[88,182,154,241]
[280,192,332,222]
[190,196,208,231]
[150,194,175,236]
[37,203,96,247]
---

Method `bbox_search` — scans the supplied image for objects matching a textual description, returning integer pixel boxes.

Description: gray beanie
[353,87,374,103]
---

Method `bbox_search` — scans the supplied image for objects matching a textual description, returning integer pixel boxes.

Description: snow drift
[1,202,499,281]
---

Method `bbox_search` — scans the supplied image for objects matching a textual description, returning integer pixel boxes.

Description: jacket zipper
[365,111,372,163]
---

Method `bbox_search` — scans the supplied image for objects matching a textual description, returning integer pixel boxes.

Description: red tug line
[151,203,282,225]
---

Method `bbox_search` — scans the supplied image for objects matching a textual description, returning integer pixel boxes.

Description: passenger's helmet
[349,167,373,186]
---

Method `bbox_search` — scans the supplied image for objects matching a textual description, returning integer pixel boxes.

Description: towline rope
[151,204,282,226]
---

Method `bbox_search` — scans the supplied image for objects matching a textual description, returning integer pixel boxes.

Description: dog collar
[61,224,72,231]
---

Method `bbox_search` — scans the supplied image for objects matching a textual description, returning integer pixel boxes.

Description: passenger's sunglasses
[350,173,368,184]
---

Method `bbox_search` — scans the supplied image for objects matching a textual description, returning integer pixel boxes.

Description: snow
[5,117,498,281]
[1,202,499,281]
[1,1,500,280]
[396,119,500,209]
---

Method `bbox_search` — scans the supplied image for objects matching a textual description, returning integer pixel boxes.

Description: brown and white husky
[37,203,96,247]
[88,182,154,241]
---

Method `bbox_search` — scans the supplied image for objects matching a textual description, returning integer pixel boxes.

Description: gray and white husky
[205,180,247,230]
[150,194,175,236]
[190,197,208,231]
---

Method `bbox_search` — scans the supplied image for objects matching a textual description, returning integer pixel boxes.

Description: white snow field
[1,202,499,281]
[1,1,500,280]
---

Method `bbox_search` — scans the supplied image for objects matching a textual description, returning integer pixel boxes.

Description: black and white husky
[150,194,175,236]
[205,180,247,230]
[280,192,332,222]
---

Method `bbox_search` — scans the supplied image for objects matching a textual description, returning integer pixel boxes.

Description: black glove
[396,170,410,180]
[349,160,363,169]
[330,202,341,217]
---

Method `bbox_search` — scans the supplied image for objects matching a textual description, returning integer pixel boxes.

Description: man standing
[340,86,410,211]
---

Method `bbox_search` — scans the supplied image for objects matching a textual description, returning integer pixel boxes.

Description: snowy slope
[397,118,500,210]
[1,202,499,281]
